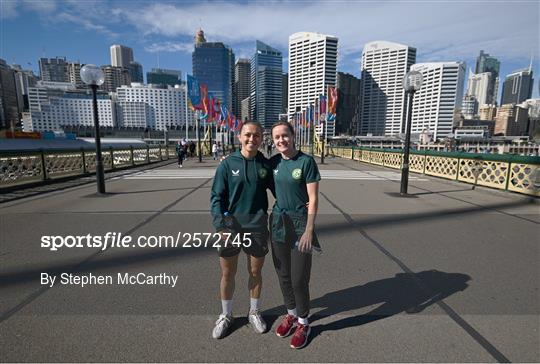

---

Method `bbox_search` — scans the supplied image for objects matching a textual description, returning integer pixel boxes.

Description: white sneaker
[212,314,233,339]
[248,309,267,334]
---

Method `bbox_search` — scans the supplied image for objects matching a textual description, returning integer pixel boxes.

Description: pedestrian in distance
[176,141,186,168]
[267,142,272,158]
[269,121,321,349]
[212,142,219,160]
[210,121,274,339]
[189,141,196,158]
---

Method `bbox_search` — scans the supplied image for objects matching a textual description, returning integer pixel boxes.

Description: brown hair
[240,121,263,134]
[271,121,295,136]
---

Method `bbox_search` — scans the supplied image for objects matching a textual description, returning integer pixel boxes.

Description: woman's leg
[247,255,265,299]
[271,240,296,310]
[290,249,312,319]
[220,255,239,301]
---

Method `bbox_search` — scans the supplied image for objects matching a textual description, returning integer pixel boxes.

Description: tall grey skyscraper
[359,41,416,136]
[336,72,361,135]
[234,59,250,118]
[282,73,288,114]
[147,68,182,86]
[410,62,466,140]
[0,59,19,130]
[128,61,143,83]
[501,67,534,105]
[192,28,235,109]
[475,50,500,105]
[250,41,282,128]
[110,45,134,68]
[288,32,338,137]
[39,57,70,83]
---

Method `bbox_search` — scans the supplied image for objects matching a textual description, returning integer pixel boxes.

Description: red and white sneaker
[275,314,298,337]
[290,323,311,349]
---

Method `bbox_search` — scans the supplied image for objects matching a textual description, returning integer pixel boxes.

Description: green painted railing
[326,145,540,197]
[0,145,176,189]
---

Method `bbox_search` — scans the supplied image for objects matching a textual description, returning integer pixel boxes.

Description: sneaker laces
[215,314,231,326]
[250,309,264,325]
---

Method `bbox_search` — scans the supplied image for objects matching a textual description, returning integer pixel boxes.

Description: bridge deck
[1,156,538,362]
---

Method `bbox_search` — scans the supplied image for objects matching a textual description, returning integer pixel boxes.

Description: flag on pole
[320,94,327,120]
[187,75,202,110]
[200,84,209,119]
[327,86,338,122]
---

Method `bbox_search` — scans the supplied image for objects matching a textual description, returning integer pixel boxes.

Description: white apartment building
[466,70,491,106]
[23,82,114,131]
[115,83,188,131]
[410,62,466,140]
[359,41,416,136]
[110,45,134,68]
[288,32,338,137]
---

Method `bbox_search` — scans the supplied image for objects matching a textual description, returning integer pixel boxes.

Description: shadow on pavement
[263,270,470,345]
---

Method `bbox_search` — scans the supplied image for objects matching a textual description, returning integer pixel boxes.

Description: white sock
[250,297,259,311]
[298,316,309,326]
[287,308,298,317]
[221,300,232,316]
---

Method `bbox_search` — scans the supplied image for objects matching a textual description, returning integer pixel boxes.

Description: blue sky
[1,0,539,99]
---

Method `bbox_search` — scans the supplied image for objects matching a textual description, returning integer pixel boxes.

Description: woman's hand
[298,230,313,253]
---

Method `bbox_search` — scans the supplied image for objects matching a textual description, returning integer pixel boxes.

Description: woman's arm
[298,181,319,253]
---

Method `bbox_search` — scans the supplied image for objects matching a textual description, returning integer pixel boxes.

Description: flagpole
[197,110,202,163]
[185,75,189,141]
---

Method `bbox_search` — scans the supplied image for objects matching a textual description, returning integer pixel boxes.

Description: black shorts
[217,229,269,258]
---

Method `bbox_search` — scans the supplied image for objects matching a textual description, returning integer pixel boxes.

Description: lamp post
[80,64,106,194]
[400,70,423,196]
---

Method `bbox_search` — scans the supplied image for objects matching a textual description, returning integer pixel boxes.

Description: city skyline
[1,0,538,99]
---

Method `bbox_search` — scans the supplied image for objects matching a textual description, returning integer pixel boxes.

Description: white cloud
[22,0,57,13]
[113,1,538,65]
[145,41,193,53]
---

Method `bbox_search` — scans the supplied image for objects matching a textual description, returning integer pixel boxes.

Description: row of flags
[188,74,338,132]
[187,75,243,132]
[294,86,338,130]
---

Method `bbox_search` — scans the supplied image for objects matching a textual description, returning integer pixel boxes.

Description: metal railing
[323,145,540,197]
[0,145,176,189]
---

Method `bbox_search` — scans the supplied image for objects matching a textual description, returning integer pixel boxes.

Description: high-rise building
[288,32,338,137]
[466,71,491,106]
[241,96,250,122]
[475,50,500,105]
[12,64,38,114]
[282,73,288,114]
[494,103,530,136]
[128,61,144,83]
[192,28,235,109]
[68,62,84,88]
[0,59,19,130]
[101,66,131,92]
[359,41,416,136]
[250,41,282,128]
[233,59,250,118]
[501,68,534,105]
[39,57,70,83]
[336,72,361,135]
[147,68,182,87]
[23,82,114,132]
[410,62,466,140]
[462,95,478,119]
[479,104,497,120]
[110,45,134,68]
[116,83,188,130]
